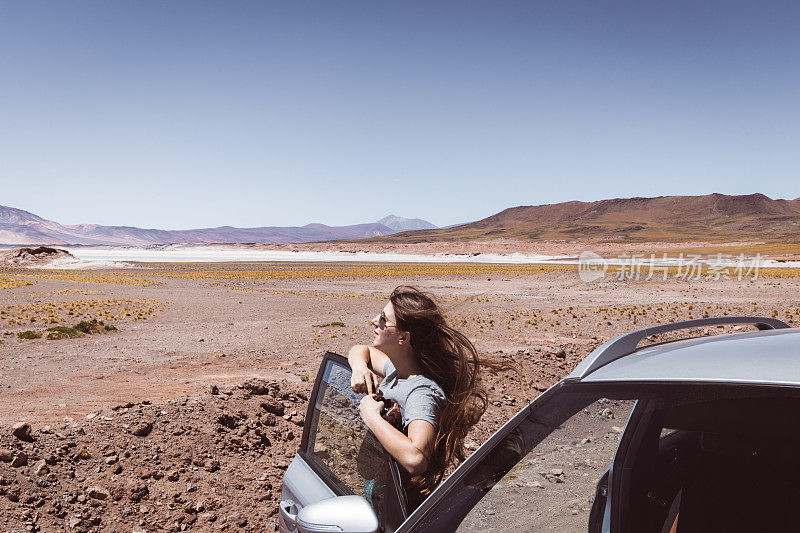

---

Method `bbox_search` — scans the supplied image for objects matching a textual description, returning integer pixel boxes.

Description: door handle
[280,499,300,531]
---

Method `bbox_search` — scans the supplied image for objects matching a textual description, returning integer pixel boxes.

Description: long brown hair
[389,286,519,494]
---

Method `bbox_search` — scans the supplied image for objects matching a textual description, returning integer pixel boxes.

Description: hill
[371,193,800,243]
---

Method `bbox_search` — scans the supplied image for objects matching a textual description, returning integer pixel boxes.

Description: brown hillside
[366,193,800,243]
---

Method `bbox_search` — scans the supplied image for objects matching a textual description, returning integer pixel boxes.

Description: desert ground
[1,257,799,531]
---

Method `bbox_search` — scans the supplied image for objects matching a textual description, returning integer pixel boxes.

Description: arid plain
[2,258,800,531]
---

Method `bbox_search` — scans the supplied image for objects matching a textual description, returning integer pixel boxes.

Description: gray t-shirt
[377,360,446,430]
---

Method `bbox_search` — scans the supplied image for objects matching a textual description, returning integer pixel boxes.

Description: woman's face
[371,301,404,348]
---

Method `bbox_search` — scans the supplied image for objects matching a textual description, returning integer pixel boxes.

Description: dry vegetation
[0,277,34,290]
[2,298,163,330]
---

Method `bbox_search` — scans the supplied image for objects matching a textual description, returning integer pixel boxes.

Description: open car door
[279,352,408,533]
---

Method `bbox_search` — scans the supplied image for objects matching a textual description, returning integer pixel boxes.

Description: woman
[348,286,515,509]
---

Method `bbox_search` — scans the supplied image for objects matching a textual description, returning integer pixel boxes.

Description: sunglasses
[377,310,398,329]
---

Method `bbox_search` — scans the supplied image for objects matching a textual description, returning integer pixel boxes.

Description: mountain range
[3,193,799,246]
[370,193,800,244]
[0,206,437,246]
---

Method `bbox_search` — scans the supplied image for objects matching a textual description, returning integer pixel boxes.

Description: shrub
[17,330,42,339]
[46,326,84,340]
[74,319,104,334]
[44,319,118,339]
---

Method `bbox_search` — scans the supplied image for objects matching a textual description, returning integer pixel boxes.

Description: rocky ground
[1,261,799,531]
[0,378,311,532]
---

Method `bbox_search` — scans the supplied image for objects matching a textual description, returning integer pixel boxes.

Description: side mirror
[296,495,379,533]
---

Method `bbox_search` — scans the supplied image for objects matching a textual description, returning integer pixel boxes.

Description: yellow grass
[0,277,34,290]
[152,263,572,281]
[17,272,158,286]
[451,302,800,333]
[1,298,164,326]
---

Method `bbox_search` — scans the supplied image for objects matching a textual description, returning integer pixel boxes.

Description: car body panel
[568,317,790,380]
[279,455,336,532]
[579,328,800,385]
[283,454,337,505]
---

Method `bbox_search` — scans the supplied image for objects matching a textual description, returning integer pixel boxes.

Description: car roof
[569,327,800,386]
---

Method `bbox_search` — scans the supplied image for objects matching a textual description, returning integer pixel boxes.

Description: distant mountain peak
[0,205,403,245]
[376,215,437,232]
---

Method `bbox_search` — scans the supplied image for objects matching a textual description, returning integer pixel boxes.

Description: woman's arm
[348,345,387,394]
[359,394,435,476]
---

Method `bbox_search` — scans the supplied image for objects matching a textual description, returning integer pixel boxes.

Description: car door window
[455,396,635,532]
[303,355,392,520]
[403,387,639,533]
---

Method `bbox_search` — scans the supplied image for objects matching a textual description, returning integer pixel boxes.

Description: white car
[279,316,796,533]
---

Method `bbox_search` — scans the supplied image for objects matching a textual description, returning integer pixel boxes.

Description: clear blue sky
[2,1,798,230]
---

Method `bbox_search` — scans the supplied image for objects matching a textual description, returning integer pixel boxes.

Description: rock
[131,422,153,437]
[243,379,270,395]
[210,384,219,395]
[216,413,238,429]
[0,448,13,462]
[104,454,118,465]
[200,512,217,522]
[11,451,28,467]
[87,486,110,500]
[167,471,180,482]
[127,481,149,503]
[598,408,614,420]
[7,486,20,502]
[227,511,247,527]
[292,415,305,427]
[260,399,284,416]
[112,464,123,475]
[12,422,33,442]
[554,347,566,359]
[262,413,277,426]
[194,500,205,512]
[611,426,623,433]
[68,517,82,529]
[34,459,49,476]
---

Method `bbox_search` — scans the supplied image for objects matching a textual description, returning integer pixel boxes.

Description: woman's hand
[351,367,382,394]
[358,394,384,424]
